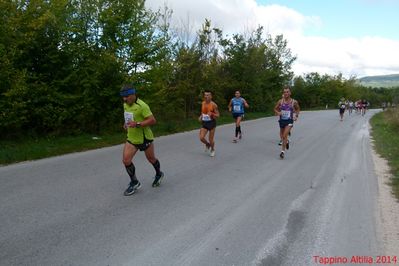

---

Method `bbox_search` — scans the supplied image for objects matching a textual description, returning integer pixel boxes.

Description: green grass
[0,133,126,165]
[370,108,399,199]
[0,111,272,165]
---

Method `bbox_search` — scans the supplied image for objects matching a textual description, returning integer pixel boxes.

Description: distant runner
[278,93,291,146]
[228,90,249,142]
[338,98,346,121]
[348,101,354,115]
[362,99,368,116]
[199,90,220,157]
[274,86,300,159]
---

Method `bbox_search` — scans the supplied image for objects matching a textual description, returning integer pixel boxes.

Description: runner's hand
[126,121,137,128]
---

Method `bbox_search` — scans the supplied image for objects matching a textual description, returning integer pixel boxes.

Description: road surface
[0,110,381,265]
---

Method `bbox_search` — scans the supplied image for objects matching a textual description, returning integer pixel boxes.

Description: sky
[145,0,399,78]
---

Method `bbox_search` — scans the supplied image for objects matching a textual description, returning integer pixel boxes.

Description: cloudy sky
[145,0,399,78]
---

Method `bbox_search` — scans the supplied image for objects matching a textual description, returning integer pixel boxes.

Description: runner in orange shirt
[199,90,220,157]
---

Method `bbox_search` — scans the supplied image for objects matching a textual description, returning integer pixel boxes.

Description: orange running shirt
[201,101,217,121]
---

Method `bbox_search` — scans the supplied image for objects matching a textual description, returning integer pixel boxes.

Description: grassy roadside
[0,111,272,165]
[370,108,399,199]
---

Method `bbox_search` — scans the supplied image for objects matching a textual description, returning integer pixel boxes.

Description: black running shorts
[202,120,216,130]
[127,138,153,151]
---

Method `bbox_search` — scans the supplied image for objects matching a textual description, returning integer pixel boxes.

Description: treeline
[0,0,395,139]
[293,73,399,109]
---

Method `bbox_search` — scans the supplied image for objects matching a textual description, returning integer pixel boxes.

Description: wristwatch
[136,122,141,128]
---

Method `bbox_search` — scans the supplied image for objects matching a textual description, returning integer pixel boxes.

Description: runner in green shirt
[120,84,164,196]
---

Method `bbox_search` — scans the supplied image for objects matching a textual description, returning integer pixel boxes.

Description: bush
[384,107,399,129]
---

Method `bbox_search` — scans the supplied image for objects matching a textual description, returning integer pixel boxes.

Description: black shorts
[127,138,153,151]
[279,119,293,129]
[232,113,244,119]
[202,120,216,130]
[339,108,345,114]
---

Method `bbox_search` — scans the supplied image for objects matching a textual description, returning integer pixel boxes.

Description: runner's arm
[243,99,249,108]
[274,100,282,116]
[126,115,156,128]
[140,115,156,126]
[211,103,220,119]
[293,100,300,121]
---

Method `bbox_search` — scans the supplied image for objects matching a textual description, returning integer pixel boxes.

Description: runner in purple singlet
[274,86,300,159]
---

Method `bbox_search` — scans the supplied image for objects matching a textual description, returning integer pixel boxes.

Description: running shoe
[278,140,283,146]
[205,144,211,153]
[210,149,215,157]
[286,140,289,150]
[279,151,285,159]
[152,171,164,187]
[232,137,238,143]
[124,180,141,196]
[238,133,242,139]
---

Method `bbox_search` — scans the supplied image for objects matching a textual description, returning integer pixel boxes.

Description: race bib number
[233,105,241,112]
[281,110,291,120]
[202,114,211,121]
[341,104,346,109]
[124,112,134,124]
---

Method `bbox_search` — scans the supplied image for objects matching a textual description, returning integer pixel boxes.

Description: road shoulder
[371,146,399,255]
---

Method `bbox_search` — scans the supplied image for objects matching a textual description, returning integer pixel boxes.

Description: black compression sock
[235,127,239,137]
[152,160,161,176]
[125,163,138,182]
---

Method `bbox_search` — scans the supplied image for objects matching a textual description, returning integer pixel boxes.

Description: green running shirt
[123,98,154,144]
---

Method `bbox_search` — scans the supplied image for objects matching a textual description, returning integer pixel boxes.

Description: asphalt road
[0,109,381,266]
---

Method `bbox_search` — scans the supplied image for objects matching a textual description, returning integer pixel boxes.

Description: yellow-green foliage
[384,108,399,129]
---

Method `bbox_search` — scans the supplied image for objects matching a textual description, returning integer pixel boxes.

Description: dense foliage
[293,73,399,109]
[1,0,397,139]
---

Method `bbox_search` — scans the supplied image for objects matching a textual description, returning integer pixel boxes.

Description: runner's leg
[199,128,210,148]
[282,126,291,151]
[123,142,139,182]
[236,116,242,138]
[122,142,141,195]
[209,128,216,150]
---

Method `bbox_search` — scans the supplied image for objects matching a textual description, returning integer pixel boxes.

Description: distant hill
[358,74,399,88]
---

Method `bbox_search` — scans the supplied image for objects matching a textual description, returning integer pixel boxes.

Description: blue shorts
[232,113,244,119]
[279,119,293,129]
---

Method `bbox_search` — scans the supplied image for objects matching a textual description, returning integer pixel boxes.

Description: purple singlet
[280,100,294,120]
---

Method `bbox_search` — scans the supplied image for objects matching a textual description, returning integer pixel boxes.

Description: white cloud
[291,36,399,77]
[146,0,399,78]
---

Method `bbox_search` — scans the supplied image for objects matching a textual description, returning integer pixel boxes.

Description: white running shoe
[205,145,210,153]
[210,149,215,157]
